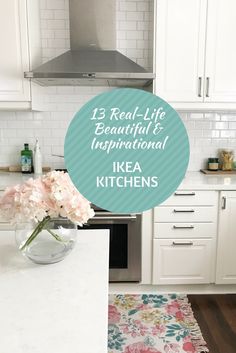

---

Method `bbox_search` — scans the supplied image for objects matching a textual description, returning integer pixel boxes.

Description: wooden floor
[188,295,236,353]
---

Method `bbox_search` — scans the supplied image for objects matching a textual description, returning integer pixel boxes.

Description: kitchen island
[0,229,109,353]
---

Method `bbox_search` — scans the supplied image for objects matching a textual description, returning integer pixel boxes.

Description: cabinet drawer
[154,222,216,239]
[161,190,218,206]
[152,238,213,284]
[154,206,216,222]
[0,222,14,230]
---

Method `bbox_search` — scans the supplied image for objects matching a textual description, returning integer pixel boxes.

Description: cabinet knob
[206,77,210,97]
[173,225,194,229]
[222,196,226,209]
[173,209,195,213]
[174,192,196,196]
[172,241,193,246]
[198,77,202,97]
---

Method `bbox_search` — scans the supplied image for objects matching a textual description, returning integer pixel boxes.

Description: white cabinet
[153,238,213,284]
[216,191,236,284]
[0,0,40,110]
[155,0,206,103]
[155,0,236,109]
[205,0,236,103]
[152,190,218,285]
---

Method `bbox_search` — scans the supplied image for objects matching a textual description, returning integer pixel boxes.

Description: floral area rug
[108,294,208,353]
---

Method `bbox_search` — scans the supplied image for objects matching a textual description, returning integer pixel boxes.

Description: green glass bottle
[21,143,33,174]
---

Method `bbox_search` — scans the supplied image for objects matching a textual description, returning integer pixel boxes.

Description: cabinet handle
[172,241,193,246]
[206,77,210,97]
[198,77,202,97]
[173,225,194,229]
[221,196,226,209]
[174,192,195,196]
[173,209,195,213]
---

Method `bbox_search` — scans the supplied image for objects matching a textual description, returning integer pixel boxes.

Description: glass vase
[15,217,77,264]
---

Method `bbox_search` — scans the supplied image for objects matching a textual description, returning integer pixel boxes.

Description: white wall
[0,0,235,171]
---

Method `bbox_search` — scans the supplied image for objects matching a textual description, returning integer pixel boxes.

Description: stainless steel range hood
[25,0,155,87]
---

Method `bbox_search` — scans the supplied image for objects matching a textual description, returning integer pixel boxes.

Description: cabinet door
[155,0,207,102]
[0,0,30,102]
[205,0,236,102]
[216,192,236,284]
[153,238,213,284]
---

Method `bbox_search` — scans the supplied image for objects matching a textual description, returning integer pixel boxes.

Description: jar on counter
[221,150,234,171]
[208,158,219,171]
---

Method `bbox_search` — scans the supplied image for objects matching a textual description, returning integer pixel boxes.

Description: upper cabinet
[205,0,236,103]
[154,0,236,110]
[0,0,41,110]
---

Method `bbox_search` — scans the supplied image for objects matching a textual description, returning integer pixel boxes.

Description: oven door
[80,213,142,282]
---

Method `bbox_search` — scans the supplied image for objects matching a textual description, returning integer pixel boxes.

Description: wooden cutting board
[0,166,51,173]
[200,169,236,175]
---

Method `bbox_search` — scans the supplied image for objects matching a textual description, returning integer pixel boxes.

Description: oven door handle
[92,215,137,220]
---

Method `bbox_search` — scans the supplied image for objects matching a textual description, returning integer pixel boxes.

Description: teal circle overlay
[64,88,189,213]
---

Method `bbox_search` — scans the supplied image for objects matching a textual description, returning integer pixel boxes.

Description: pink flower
[108,305,121,324]
[166,301,181,316]
[175,310,184,321]
[0,171,94,225]
[164,343,180,353]
[124,342,162,353]
[151,324,166,336]
[182,342,195,353]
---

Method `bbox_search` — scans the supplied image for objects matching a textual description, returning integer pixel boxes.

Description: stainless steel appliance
[24,0,155,87]
[55,169,142,282]
[79,206,142,282]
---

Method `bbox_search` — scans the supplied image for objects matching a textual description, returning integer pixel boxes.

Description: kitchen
[0,0,236,353]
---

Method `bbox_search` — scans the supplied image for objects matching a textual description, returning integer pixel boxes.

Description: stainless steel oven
[54,170,141,282]
[79,208,142,282]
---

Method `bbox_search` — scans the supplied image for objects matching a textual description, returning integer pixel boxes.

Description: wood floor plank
[188,294,236,353]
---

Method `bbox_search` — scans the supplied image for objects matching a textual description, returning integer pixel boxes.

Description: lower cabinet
[216,191,236,284]
[152,190,218,285]
[153,238,213,284]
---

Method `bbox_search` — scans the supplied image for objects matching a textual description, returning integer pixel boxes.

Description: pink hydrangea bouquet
[0,171,94,251]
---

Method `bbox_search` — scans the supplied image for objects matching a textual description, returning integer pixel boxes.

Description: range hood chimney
[25,0,155,87]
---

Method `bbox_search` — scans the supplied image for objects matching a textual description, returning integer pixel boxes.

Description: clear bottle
[21,143,33,174]
[34,138,42,175]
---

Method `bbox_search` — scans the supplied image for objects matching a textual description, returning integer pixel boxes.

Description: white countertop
[0,229,109,353]
[0,172,36,190]
[1,171,236,191]
[178,171,236,190]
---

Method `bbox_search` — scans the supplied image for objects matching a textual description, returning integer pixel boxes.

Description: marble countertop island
[0,229,109,353]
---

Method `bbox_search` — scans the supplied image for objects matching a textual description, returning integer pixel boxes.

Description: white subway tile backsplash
[46,0,65,10]
[117,30,127,39]
[213,122,229,129]
[229,122,236,129]
[126,11,144,21]
[1,0,236,171]
[126,30,143,39]
[120,2,137,12]
[221,115,236,122]
[126,48,143,58]
[137,2,149,12]
[41,9,54,19]
[119,21,137,31]
[47,38,67,48]
[119,39,137,49]
[47,19,66,29]
[220,130,236,138]
[54,10,69,20]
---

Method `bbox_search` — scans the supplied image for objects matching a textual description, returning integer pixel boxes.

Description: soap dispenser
[34,138,42,175]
